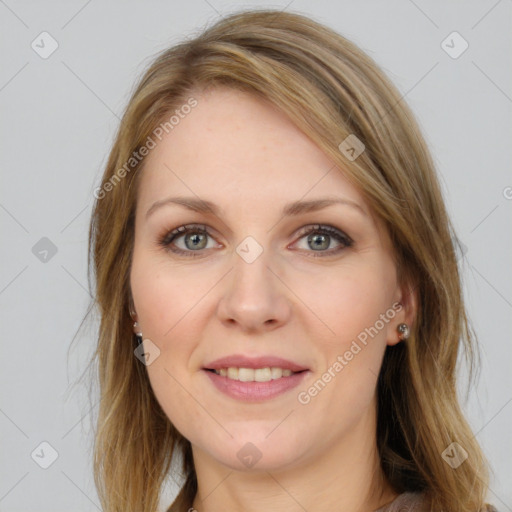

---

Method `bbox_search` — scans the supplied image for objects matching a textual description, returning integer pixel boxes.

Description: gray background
[1,1,511,511]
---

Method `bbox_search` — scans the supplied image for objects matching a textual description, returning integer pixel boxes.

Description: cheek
[130,250,212,341]
[298,262,395,348]
[131,263,202,436]
[144,356,203,445]
[130,250,211,423]
[296,264,394,411]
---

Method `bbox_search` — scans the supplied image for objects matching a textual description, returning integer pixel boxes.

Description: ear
[129,294,138,321]
[387,277,418,347]
[128,294,143,337]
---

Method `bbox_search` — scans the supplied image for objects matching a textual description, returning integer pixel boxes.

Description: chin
[197,431,307,472]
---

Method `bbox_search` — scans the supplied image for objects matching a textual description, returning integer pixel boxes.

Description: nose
[216,247,292,333]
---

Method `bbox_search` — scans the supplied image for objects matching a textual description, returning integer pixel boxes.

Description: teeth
[239,368,257,382]
[227,367,238,379]
[213,367,295,381]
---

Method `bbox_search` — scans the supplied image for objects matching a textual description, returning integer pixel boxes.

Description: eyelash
[158,223,353,258]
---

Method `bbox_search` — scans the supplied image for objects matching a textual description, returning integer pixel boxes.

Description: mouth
[202,354,310,401]
[202,364,309,402]
[203,367,307,382]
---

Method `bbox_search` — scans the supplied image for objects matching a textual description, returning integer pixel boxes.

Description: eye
[158,223,353,258]
[291,224,353,257]
[158,224,219,258]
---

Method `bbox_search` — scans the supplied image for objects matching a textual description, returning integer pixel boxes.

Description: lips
[203,354,309,373]
[204,365,309,401]
[202,354,310,401]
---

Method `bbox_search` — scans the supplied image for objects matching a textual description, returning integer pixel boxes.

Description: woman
[87,9,497,512]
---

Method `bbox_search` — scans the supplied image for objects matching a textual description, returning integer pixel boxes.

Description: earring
[133,321,143,346]
[397,323,410,341]
[129,299,143,346]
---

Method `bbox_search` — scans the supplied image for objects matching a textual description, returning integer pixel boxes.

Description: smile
[208,367,301,381]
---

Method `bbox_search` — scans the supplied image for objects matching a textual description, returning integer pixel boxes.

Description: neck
[190,402,398,512]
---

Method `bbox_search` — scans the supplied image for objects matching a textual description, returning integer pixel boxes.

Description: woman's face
[130,86,413,472]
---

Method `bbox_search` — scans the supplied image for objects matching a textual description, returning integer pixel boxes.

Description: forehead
[137,87,368,215]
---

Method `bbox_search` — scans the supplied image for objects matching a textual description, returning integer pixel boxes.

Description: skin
[130,86,417,512]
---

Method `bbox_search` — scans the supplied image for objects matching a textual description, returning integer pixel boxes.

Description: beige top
[170,490,499,511]
[373,492,500,512]
[373,492,428,512]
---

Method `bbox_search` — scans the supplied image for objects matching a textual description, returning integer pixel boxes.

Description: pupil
[310,233,328,250]
[187,232,206,250]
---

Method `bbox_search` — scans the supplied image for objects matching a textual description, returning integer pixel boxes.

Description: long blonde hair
[85,8,493,512]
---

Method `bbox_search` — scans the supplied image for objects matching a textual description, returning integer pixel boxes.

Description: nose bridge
[217,236,290,330]
[231,236,275,302]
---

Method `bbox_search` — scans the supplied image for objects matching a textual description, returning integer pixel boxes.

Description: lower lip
[203,369,309,402]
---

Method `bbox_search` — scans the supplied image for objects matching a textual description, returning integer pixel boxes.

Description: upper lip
[204,354,309,372]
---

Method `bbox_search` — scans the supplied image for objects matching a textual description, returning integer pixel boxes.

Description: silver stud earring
[133,321,143,346]
[397,323,410,341]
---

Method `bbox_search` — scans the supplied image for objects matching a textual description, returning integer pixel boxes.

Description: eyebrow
[145,195,367,219]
